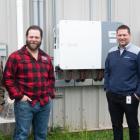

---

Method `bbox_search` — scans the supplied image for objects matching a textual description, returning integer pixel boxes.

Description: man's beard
[26,40,41,51]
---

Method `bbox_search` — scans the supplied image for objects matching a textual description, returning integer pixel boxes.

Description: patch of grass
[0,131,10,140]
[48,130,112,140]
[47,127,130,140]
[0,127,135,140]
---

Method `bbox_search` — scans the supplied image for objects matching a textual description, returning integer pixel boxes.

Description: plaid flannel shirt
[3,46,55,106]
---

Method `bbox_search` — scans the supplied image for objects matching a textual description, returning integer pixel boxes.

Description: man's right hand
[21,95,32,102]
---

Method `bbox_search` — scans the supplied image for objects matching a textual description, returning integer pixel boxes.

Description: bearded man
[3,25,55,140]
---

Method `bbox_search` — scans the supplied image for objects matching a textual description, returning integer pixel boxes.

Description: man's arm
[104,54,110,92]
[135,52,140,99]
[3,54,23,100]
[48,57,55,99]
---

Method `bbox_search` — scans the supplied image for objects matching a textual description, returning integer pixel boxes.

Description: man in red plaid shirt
[3,25,55,140]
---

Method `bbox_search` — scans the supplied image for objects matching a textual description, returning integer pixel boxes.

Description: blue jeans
[13,100,51,140]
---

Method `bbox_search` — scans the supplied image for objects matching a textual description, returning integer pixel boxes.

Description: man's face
[26,29,42,51]
[116,29,131,47]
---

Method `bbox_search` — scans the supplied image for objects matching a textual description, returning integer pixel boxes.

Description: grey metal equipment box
[101,21,122,68]
[54,20,121,69]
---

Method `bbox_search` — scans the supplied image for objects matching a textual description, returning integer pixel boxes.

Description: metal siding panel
[0,0,17,54]
[98,87,112,129]
[49,88,65,128]
[52,86,140,130]
[54,0,90,21]
[6,0,18,54]
[0,0,17,52]
[45,0,54,55]
[63,0,90,20]
[82,87,100,130]
[51,98,64,127]
[0,0,8,42]
[63,0,83,19]
[22,0,30,39]
[90,0,107,20]
[64,88,82,130]
[128,0,140,46]
[113,0,131,24]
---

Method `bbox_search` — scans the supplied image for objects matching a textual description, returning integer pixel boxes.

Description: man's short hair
[117,24,131,34]
[26,25,43,39]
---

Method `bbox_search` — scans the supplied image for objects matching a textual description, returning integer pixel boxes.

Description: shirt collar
[118,42,131,51]
[20,45,41,59]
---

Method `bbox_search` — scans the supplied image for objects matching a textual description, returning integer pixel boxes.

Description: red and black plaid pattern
[3,46,55,106]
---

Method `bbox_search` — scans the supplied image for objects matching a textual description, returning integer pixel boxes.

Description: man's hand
[21,95,32,102]
[134,93,140,101]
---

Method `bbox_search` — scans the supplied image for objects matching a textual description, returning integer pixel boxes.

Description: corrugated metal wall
[0,0,30,54]
[0,0,17,54]
[1,0,140,131]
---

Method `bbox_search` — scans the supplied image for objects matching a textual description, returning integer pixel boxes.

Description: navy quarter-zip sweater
[104,43,140,96]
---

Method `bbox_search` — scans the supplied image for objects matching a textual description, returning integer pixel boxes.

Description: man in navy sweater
[104,25,140,140]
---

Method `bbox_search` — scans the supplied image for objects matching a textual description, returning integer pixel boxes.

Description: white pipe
[38,0,44,50]
[33,0,39,25]
[16,0,24,49]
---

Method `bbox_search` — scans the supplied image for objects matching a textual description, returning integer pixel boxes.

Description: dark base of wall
[0,123,15,135]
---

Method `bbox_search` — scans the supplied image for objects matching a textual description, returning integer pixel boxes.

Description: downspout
[16,0,24,49]
[51,0,56,130]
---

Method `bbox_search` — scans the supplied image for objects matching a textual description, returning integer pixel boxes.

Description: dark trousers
[106,92,139,140]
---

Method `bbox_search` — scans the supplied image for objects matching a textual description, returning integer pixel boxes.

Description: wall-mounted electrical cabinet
[54,20,121,70]
[54,20,122,87]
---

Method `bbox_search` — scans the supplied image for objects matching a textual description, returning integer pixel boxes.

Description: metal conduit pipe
[33,0,39,25]
[38,0,44,31]
[107,0,112,22]
[89,0,93,20]
[52,0,56,27]
[32,0,45,50]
